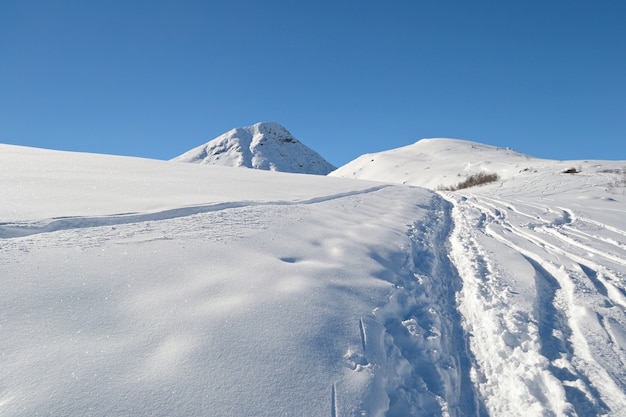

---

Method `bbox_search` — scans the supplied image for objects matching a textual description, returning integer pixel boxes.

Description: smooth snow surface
[172,122,336,175]
[3,138,626,416]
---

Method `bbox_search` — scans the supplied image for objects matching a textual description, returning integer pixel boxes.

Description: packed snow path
[445,191,626,417]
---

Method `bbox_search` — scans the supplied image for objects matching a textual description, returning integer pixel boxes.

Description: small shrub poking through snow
[606,167,626,194]
[437,172,500,191]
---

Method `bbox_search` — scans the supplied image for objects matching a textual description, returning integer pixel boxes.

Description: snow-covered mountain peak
[172,122,336,175]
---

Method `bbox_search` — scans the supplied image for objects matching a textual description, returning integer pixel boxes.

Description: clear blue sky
[1,0,625,167]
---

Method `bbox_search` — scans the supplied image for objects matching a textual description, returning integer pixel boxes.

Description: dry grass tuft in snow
[606,167,626,194]
[437,172,500,191]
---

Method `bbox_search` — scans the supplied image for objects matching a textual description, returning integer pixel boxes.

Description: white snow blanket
[2,139,626,416]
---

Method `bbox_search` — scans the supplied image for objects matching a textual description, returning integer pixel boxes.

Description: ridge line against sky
[1,0,625,166]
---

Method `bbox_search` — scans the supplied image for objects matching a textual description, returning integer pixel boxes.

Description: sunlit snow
[2,137,626,416]
[332,138,626,416]
[171,122,336,175]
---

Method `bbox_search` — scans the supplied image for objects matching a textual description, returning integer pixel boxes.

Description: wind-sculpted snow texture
[2,138,626,416]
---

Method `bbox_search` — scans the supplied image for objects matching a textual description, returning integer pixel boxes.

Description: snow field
[3,137,626,416]
[1,145,468,416]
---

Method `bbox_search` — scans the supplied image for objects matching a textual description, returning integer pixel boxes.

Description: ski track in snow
[0,185,389,239]
[445,191,626,416]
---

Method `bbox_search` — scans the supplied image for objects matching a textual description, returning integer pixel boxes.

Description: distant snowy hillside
[172,122,335,175]
[2,140,626,416]
[331,138,544,189]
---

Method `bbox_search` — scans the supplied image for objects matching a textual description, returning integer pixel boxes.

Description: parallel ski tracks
[446,191,626,416]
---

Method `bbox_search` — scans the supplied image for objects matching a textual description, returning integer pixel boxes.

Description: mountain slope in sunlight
[2,138,626,417]
[333,137,626,416]
[172,122,335,175]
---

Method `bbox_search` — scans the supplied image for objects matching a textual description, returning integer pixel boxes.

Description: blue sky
[1,0,625,167]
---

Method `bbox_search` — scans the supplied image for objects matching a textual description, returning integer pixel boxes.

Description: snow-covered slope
[2,139,626,416]
[0,143,463,416]
[331,137,579,189]
[172,122,335,174]
[332,138,626,415]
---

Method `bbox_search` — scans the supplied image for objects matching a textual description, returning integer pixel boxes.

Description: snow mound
[172,122,336,175]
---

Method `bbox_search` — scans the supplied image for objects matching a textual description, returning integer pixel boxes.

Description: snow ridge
[0,185,389,239]
[172,122,336,175]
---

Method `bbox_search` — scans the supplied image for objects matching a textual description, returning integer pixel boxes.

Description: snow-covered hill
[332,138,626,415]
[172,122,335,175]
[2,139,626,416]
[330,137,598,189]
